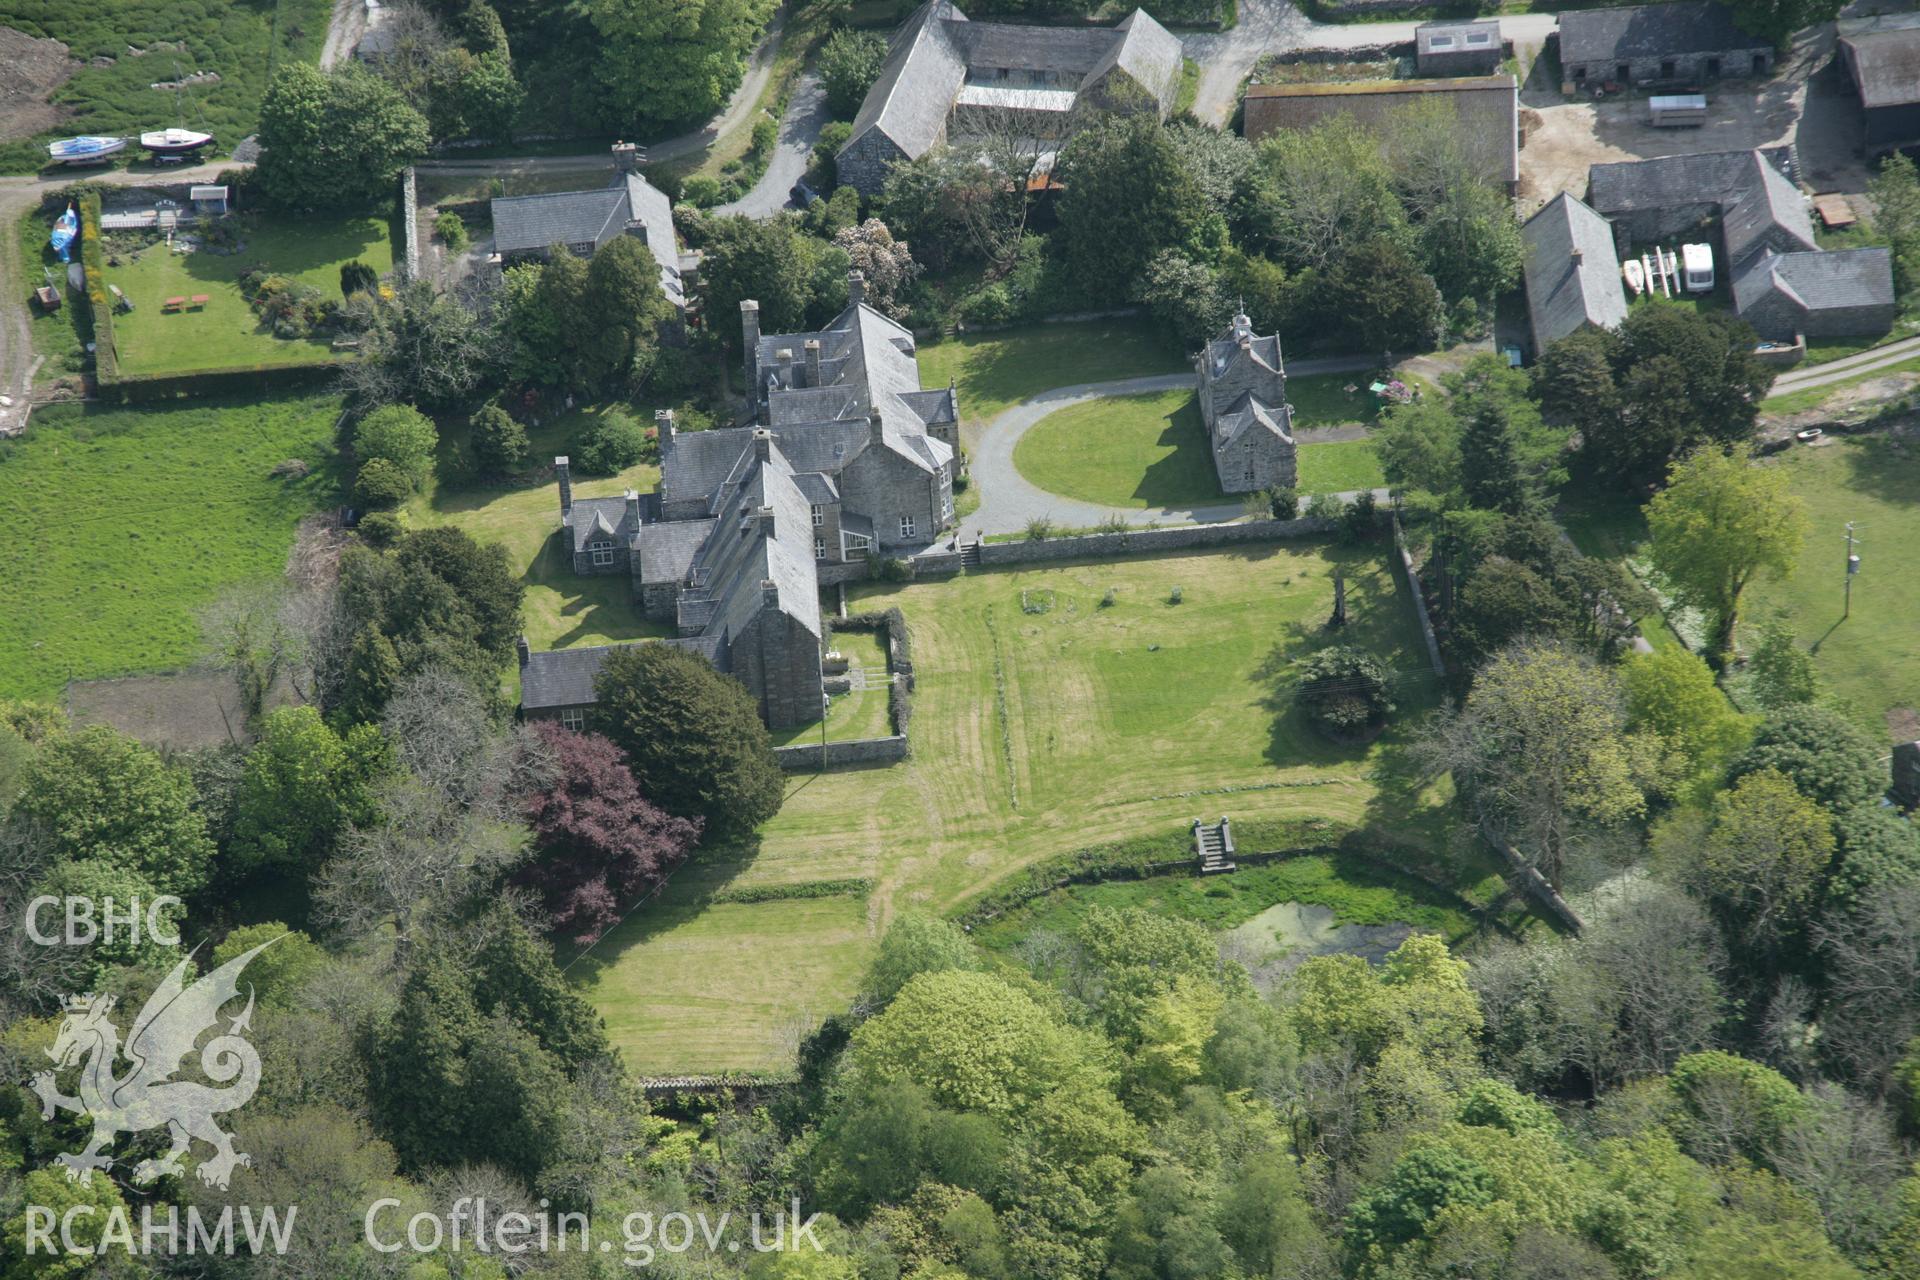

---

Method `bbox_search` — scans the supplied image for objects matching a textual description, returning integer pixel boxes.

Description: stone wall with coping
[1393,511,1446,677]
[774,734,910,772]
[972,515,1343,568]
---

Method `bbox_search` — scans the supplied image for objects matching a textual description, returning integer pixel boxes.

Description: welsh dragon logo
[29,940,274,1190]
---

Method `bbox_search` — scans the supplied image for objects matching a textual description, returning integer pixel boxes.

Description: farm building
[1558,1,1772,87]
[1838,16,1920,153]
[1519,192,1629,354]
[490,158,684,316]
[1241,75,1520,191]
[1416,20,1503,76]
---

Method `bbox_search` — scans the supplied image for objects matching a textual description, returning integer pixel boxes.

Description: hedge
[832,607,914,734]
[76,190,117,383]
[708,877,874,905]
[99,359,343,403]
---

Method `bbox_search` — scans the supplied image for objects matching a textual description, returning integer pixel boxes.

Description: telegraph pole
[1844,521,1861,620]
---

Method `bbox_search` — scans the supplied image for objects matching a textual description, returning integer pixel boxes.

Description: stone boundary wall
[819,561,871,587]
[1392,511,1446,677]
[914,550,966,576]
[774,734,909,771]
[973,514,1343,568]
[400,166,421,282]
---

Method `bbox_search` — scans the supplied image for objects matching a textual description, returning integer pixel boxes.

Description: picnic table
[189,293,209,308]
[163,295,187,311]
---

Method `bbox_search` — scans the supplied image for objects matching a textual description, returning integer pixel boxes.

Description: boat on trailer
[139,127,213,157]
[47,136,126,165]
[1622,257,1645,295]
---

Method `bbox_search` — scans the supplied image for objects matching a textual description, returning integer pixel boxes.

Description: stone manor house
[1196,309,1297,495]
[518,272,959,729]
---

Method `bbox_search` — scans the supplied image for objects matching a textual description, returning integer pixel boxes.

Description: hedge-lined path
[959,360,1387,540]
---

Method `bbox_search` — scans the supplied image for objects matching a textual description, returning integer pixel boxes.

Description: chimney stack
[869,410,885,447]
[654,408,676,450]
[847,270,866,310]
[624,488,640,525]
[611,140,639,173]
[761,577,779,608]
[753,428,773,462]
[777,347,794,385]
[516,635,531,669]
[555,455,573,514]
[741,300,762,398]
[1570,248,1584,266]
[804,338,822,388]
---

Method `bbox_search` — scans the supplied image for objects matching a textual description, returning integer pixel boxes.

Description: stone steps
[1193,816,1236,875]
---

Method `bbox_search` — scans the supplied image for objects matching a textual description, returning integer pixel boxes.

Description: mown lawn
[107,214,394,376]
[404,403,670,671]
[915,319,1187,425]
[579,542,1449,1072]
[769,629,893,746]
[1287,372,1382,428]
[1743,436,1920,733]
[0,394,344,700]
[1011,389,1221,509]
[1298,439,1385,494]
[0,0,333,173]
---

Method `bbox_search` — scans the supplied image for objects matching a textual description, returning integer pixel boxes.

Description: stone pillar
[555,455,572,514]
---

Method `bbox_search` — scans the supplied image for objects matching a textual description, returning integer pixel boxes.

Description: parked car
[789,181,819,208]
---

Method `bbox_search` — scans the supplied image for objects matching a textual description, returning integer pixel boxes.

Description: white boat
[139,127,213,156]
[47,136,126,165]
[1622,257,1645,295]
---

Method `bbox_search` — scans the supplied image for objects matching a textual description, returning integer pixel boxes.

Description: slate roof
[520,642,630,710]
[682,439,823,643]
[1241,76,1519,184]
[566,492,655,555]
[491,173,683,307]
[1839,24,1920,110]
[1520,192,1630,350]
[1215,392,1294,450]
[1587,148,1813,265]
[635,518,714,586]
[1733,247,1896,316]
[841,0,1178,165]
[1558,1,1766,66]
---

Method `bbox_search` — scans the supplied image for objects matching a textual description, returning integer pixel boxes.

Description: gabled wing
[115,939,277,1101]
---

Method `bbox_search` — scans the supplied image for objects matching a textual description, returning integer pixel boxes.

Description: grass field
[405,403,669,666]
[1743,436,1920,733]
[575,541,1449,1072]
[106,214,394,376]
[769,629,893,747]
[915,319,1187,425]
[1012,389,1220,509]
[0,0,333,174]
[1298,439,1384,493]
[971,852,1477,954]
[0,394,343,701]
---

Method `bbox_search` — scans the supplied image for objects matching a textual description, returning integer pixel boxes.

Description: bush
[433,210,468,251]
[574,408,649,475]
[1306,492,1344,522]
[750,115,778,159]
[820,30,888,119]
[1169,585,1184,604]
[681,174,726,208]
[355,457,415,508]
[1296,645,1393,741]
[811,120,854,187]
[868,555,910,582]
[355,404,438,488]
[1267,485,1299,520]
[341,261,379,298]
[1024,516,1055,541]
[357,510,405,547]
[469,403,529,475]
[1340,489,1378,543]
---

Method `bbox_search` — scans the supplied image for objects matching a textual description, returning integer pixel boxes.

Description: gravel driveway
[715,73,828,219]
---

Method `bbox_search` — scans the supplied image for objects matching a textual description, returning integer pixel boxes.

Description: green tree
[340,260,379,298]
[468,403,529,474]
[16,726,215,897]
[699,215,815,336]
[1691,769,1835,963]
[584,234,672,384]
[1646,445,1805,666]
[819,29,887,118]
[1531,322,1622,441]
[354,456,414,508]
[1057,113,1221,302]
[209,922,329,1007]
[229,706,388,874]
[1730,702,1885,811]
[355,404,439,490]
[1136,250,1231,346]
[1744,616,1821,709]
[865,912,980,1006]
[256,63,430,211]
[1869,152,1920,298]
[585,0,774,135]
[425,47,523,141]
[592,642,784,838]
[2,1169,129,1280]
[1249,113,1406,273]
[574,407,649,475]
[1722,0,1845,47]
[1320,236,1442,352]
[37,858,181,979]
[1459,400,1531,514]
[1622,647,1752,790]
[1668,1051,1809,1167]
[343,279,498,411]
